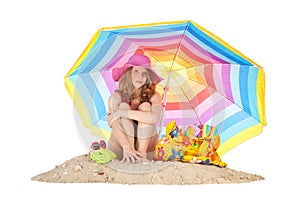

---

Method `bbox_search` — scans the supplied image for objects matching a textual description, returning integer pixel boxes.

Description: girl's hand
[122,145,142,163]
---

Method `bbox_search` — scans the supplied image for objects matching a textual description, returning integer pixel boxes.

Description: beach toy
[182,138,227,167]
[90,148,116,164]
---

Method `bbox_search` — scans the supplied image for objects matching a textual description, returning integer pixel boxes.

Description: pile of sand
[31,154,264,184]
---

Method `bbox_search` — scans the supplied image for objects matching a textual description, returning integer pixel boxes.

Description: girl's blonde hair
[118,66,157,108]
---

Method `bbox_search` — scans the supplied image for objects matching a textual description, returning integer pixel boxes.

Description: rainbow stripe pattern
[65,20,266,155]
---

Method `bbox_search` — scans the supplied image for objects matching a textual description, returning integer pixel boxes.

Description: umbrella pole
[158,71,172,138]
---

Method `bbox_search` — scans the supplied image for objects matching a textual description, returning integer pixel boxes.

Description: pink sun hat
[112,53,164,83]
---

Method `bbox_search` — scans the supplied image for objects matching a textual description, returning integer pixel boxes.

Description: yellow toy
[182,138,227,167]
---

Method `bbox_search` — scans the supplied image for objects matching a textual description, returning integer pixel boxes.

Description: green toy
[90,148,117,164]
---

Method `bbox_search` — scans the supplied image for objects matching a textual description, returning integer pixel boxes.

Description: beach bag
[154,120,227,167]
[154,120,197,161]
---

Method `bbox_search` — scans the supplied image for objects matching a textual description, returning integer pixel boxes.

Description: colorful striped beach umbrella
[65,20,266,155]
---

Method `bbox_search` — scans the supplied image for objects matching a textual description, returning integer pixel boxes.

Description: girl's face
[131,66,148,88]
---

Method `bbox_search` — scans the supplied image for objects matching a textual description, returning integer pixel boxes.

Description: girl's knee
[119,102,130,110]
[138,102,151,111]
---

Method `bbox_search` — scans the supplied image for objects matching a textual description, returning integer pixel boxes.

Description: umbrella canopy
[65,20,266,155]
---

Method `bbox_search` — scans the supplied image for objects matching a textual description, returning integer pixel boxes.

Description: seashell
[74,165,82,172]
[97,170,105,175]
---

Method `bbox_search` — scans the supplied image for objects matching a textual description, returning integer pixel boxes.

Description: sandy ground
[31,154,264,184]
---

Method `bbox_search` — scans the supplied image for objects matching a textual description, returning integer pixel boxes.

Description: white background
[1,0,299,199]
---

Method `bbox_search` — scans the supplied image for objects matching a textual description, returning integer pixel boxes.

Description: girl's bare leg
[118,103,135,150]
[136,102,157,160]
[146,134,159,160]
[107,119,126,160]
[108,102,140,161]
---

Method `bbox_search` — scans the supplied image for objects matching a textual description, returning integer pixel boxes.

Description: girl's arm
[119,92,162,124]
[107,92,121,128]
